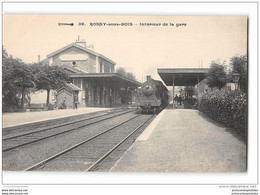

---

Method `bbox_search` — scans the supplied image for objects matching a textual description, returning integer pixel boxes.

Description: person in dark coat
[178,95,182,105]
[174,95,178,108]
[61,99,66,109]
[74,94,78,109]
[174,95,178,104]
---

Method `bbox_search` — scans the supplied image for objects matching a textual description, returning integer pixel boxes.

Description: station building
[41,38,141,108]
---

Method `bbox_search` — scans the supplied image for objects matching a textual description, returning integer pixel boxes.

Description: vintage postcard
[2,13,254,193]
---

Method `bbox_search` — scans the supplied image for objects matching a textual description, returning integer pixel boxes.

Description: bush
[48,104,55,110]
[184,98,197,109]
[198,90,247,140]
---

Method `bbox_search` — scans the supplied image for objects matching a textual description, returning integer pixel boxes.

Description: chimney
[87,44,94,51]
[146,75,151,81]
[38,55,40,63]
[75,36,87,48]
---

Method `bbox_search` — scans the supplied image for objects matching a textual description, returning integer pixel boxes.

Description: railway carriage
[138,76,169,113]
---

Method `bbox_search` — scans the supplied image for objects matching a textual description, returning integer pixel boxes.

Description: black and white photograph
[1,2,258,195]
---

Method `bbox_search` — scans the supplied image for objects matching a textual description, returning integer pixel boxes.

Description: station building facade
[41,38,140,108]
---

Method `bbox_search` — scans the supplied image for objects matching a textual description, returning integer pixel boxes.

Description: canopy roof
[62,65,141,88]
[69,73,141,87]
[157,68,209,86]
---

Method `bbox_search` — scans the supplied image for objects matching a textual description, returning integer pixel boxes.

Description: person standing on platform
[174,95,178,108]
[178,95,182,105]
[74,94,78,110]
[109,95,113,108]
[61,99,66,109]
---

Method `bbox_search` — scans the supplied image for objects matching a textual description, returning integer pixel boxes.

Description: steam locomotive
[138,76,169,113]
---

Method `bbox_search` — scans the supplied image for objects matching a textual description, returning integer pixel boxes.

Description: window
[104,65,109,73]
[100,63,103,73]
[74,78,81,88]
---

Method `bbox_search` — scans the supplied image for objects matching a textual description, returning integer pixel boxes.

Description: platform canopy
[157,68,209,86]
[69,73,141,87]
[62,65,141,88]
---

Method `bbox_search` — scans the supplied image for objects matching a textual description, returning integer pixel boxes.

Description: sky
[3,15,247,83]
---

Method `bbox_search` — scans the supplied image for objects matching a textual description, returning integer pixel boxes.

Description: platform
[110,108,246,172]
[2,107,111,128]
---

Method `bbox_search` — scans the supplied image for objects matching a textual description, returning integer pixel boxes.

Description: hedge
[198,90,247,140]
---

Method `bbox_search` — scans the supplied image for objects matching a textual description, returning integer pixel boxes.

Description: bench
[29,104,48,111]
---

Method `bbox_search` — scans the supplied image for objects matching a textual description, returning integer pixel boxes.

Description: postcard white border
[1,1,258,187]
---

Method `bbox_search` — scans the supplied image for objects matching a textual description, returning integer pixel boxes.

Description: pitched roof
[58,83,81,93]
[66,83,81,91]
[47,43,116,65]
[61,65,88,74]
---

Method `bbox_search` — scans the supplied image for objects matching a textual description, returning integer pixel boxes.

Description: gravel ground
[2,111,138,171]
[35,114,153,172]
[2,109,134,151]
[110,109,247,172]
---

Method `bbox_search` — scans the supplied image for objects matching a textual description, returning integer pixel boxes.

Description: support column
[102,81,105,107]
[172,75,175,109]
[125,87,128,105]
[103,86,106,108]
[197,74,200,99]
[79,78,83,107]
[96,56,100,73]
[113,86,116,107]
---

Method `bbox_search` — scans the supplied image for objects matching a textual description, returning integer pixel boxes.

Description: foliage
[116,67,126,76]
[230,54,247,92]
[2,48,69,111]
[184,98,198,109]
[2,51,35,111]
[31,64,69,105]
[206,61,227,90]
[116,67,136,80]
[184,86,196,98]
[126,72,136,80]
[198,90,247,140]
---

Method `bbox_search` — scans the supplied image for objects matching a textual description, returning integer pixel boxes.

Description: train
[138,76,169,113]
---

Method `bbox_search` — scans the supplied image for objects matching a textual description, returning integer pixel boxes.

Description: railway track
[24,114,154,172]
[3,108,151,171]
[2,108,137,152]
[2,107,128,137]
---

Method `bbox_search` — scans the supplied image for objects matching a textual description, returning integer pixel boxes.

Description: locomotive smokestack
[146,75,151,81]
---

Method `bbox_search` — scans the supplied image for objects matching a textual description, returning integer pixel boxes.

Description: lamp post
[232,72,240,91]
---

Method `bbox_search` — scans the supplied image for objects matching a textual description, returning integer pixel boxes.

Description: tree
[116,67,126,76]
[126,72,136,80]
[206,61,227,90]
[116,67,136,80]
[230,54,247,92]
[2,52,35,111]
[13,63,35,110]
[2,46,8,58]
[184,86,196,98]
[33,64,69,105]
